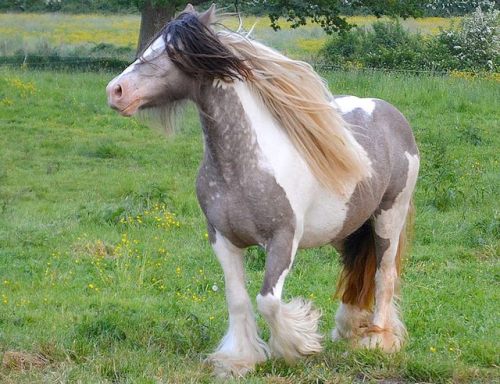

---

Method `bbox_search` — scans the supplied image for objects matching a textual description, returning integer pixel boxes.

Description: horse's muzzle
[106,78,139,116]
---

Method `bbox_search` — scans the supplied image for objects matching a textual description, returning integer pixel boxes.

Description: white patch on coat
[371,152,419,327]
[233,82,372,248]
[335,96,376,115]
[119,59,139,76]
[209,230,269,376]
[372,150,418,322]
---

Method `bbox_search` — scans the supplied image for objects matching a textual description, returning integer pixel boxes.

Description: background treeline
[0,1,498,73]
[0,0,496,16]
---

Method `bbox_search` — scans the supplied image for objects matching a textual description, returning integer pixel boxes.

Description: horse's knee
[256,293,280,319]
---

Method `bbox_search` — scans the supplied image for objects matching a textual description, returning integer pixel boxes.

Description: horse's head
[106,4,219,116]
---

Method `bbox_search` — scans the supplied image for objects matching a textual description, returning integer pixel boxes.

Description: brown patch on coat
[2,351,49,371]
[335,98,417,242]
[260,229,295,295]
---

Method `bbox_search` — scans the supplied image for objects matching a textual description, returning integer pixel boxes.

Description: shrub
[321,19,427,71]
[320,4,499,72]
[435,4,499,71]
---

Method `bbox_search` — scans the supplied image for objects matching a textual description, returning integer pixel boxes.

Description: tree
[137,1,174,54]
[135,0,202,54]
[135,0,429,54]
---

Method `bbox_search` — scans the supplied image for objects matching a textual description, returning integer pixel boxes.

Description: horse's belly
[299,191,349,248]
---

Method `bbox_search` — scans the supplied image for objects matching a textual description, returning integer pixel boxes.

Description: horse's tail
[336,199,414,309]
[335,221,378,309]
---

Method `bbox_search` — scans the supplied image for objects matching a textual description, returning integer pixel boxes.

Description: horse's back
[335,95,418,159]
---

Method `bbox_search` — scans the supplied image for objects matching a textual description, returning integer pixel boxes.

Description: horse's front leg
[206,229,269,378]
[256,229,323,362]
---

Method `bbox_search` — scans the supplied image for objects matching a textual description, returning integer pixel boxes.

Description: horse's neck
[195,82,258,179]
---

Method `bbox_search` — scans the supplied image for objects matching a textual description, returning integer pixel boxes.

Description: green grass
[0,68,498,383]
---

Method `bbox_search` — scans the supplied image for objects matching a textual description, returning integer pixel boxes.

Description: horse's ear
[182,3,195,13]
[198,3,216,26]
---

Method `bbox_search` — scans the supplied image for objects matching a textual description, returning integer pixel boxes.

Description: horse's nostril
[114,84,123,98]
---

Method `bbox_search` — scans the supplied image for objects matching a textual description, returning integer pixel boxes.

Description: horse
[106,4,420,378]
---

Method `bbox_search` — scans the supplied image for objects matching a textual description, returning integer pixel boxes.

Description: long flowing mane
[161,13,370,194]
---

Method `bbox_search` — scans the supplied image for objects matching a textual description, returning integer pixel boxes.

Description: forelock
[160,12,251,81]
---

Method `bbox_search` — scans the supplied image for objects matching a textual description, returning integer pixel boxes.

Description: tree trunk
[137,1,176,56]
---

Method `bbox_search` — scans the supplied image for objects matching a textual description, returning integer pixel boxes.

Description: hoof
[206,352,263,378]
[206,336,269,378]
[331,322,369,341]
[331,303,371,341]
[358,326,404,353]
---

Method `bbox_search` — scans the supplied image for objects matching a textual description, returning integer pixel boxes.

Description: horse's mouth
[114,99,142,117]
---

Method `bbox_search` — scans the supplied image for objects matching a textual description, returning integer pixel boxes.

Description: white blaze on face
[142,35,167,60]
[120,35,167,76]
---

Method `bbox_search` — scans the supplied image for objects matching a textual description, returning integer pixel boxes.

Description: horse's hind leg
[256,230,322,362]
[356,208,411,352]
[333,215,407,353]
[334,152,419,353]
[360,153,419,352]
[207,230,269,377]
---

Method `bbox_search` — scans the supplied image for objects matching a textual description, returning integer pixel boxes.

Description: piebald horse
[106,4,419,377]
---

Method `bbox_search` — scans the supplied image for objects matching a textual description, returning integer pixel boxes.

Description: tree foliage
[261,0,426,34]
[425,0,497,16]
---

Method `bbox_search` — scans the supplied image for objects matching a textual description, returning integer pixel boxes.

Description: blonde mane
[141,11,370,195]
[218,31,370,195]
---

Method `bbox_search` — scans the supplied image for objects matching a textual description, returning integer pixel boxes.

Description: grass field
[0,13,459,61]
[0,65,498,383]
